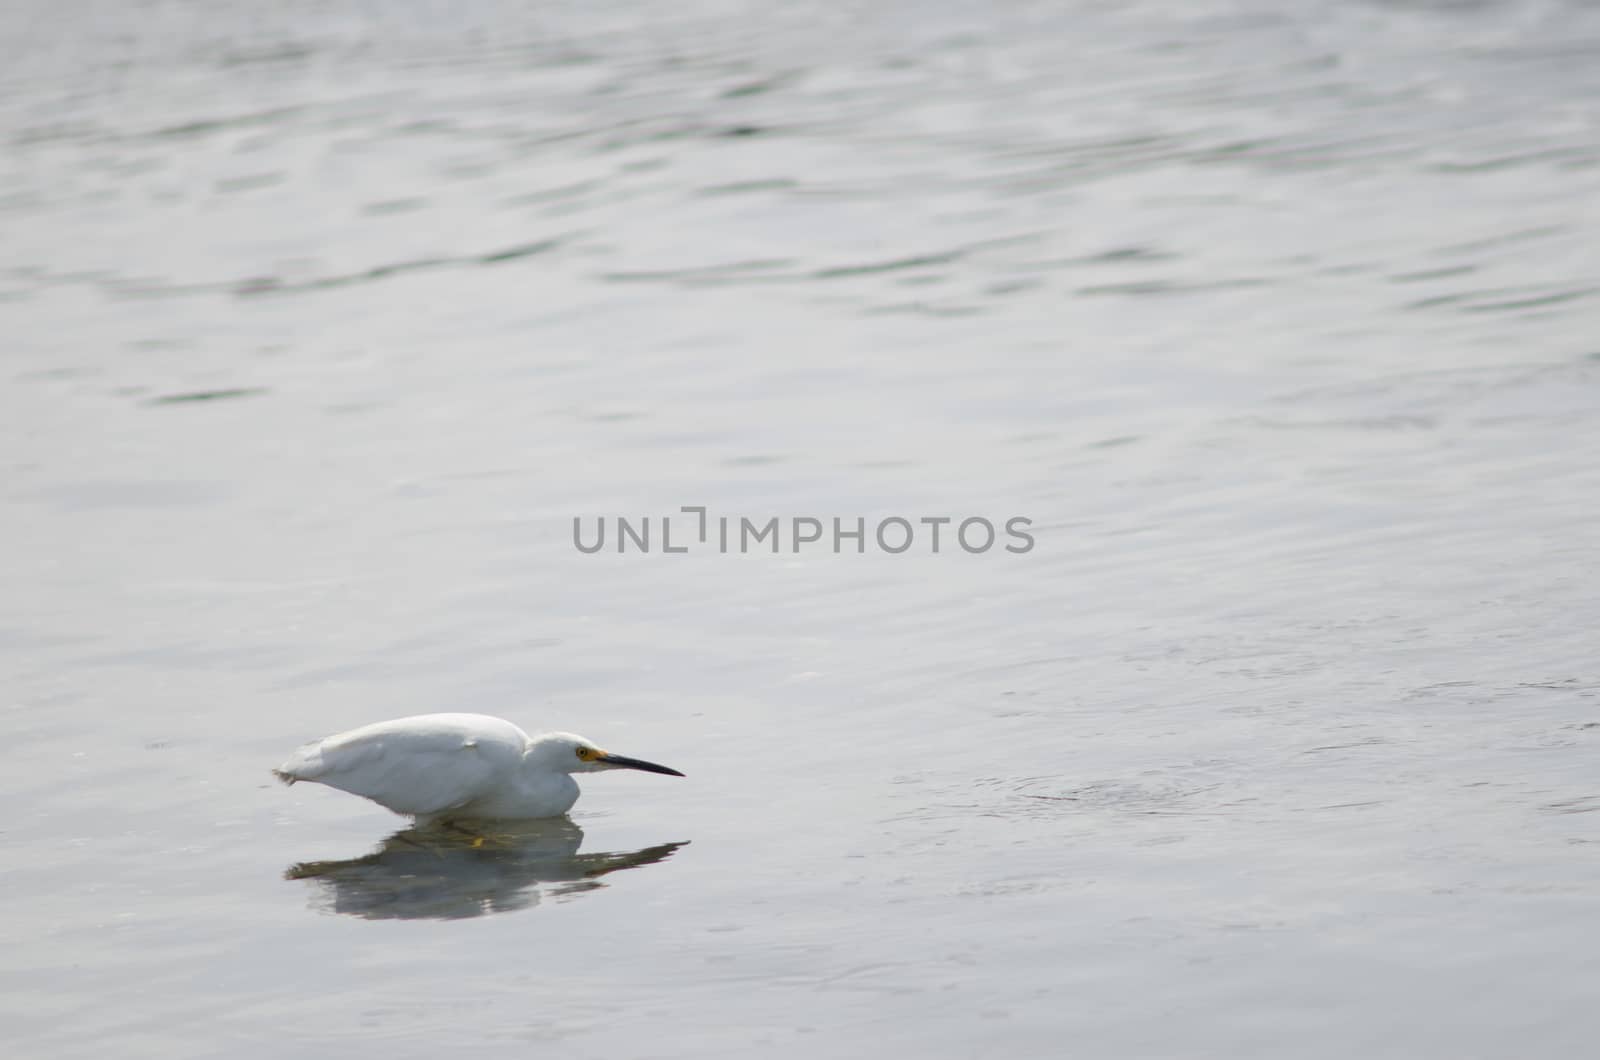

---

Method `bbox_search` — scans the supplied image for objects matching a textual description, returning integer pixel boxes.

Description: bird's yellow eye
[575,747,592,761]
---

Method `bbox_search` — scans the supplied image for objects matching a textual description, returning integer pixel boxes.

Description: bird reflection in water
[285,818,688,920]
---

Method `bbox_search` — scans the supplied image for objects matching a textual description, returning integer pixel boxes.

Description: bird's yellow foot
[440,821,513,848]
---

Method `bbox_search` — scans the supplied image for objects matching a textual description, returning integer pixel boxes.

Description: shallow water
[4,0,1600,1056]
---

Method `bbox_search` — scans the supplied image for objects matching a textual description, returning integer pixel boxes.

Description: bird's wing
[278,715,526,816]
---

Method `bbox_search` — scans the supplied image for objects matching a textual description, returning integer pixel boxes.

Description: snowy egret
[273,713,683,820]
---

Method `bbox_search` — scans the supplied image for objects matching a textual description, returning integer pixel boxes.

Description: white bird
[273,713,684,821]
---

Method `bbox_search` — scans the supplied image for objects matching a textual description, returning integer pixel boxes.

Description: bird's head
[531,732,685,777]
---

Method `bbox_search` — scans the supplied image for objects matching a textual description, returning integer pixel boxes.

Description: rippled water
[5,1,1600,1056]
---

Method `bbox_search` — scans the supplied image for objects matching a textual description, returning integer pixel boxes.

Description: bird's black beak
[598,752,685,777]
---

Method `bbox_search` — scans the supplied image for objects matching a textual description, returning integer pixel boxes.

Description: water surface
[4,1,1600,1056]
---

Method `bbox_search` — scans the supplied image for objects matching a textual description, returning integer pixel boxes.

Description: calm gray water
[4,0,1600,1055]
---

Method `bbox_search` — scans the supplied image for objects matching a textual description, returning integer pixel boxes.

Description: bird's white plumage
[274,712,682,821]
[276,714,536,817]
